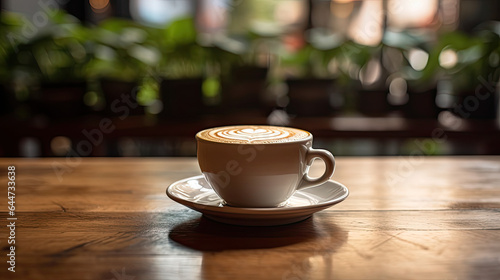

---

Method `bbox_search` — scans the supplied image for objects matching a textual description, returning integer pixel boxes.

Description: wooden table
[1,157,500,280]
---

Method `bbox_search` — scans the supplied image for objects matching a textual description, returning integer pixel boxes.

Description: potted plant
[278,30,349,117]
[146,17,207,120]
[86,18,156,116]
[335,41,388,117]
[10,10,92,120]
[218,33,270,114]
[383,30,440,119]
[468,22,500,119]
[0,11,24,116]
[425,29,499,120]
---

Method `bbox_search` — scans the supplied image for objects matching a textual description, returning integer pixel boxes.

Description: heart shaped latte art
[212,127,290,143]
[241,128,267,134]
[199,126,310,144]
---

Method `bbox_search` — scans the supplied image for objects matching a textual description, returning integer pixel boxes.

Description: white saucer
[166,175,349,226]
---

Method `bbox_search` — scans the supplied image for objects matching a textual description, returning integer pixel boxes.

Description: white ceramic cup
[196,125,335,208]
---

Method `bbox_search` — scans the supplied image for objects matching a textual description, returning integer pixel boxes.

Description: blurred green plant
[9,10,92,84]
[278,28,376,85]
[423,29,493,91]
[0,12,25,83]
[475,21,500,84]
[1,7,498,115]
[149,17,205,79]
[136,76,158,106]
[86,18,159,82]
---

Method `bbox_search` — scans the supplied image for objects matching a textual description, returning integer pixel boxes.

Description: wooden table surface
[1,156,500,280]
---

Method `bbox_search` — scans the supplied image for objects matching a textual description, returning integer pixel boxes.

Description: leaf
[164,18,197,47]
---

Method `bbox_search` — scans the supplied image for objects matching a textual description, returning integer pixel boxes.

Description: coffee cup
[196,125,335,208]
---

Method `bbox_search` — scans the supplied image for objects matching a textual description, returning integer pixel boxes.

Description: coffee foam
[197,125,311,144]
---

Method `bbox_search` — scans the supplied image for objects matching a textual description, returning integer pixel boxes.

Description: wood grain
[1,157,500,280]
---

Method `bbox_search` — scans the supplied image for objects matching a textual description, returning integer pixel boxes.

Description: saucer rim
[166,175,349,215]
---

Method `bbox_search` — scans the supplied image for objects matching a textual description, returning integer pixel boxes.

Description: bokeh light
[388,0,438,28]
[388,76,408,105]
[89,0,110,13]
[408,48,429,71]
[51,136,72,156]
[439,48,458,69]
[348,0,383,46]
[359,58,382,86]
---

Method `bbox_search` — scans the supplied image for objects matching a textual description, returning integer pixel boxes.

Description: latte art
[197,125,310,144]
[215,128,290,142]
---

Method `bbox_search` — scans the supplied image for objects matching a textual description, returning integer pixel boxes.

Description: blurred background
[0,0,499,157]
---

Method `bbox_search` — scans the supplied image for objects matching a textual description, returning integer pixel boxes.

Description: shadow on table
[168,214,347,251]
[169,214,348,279]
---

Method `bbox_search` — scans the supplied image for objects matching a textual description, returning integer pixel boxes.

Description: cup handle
[297,148,335,190]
